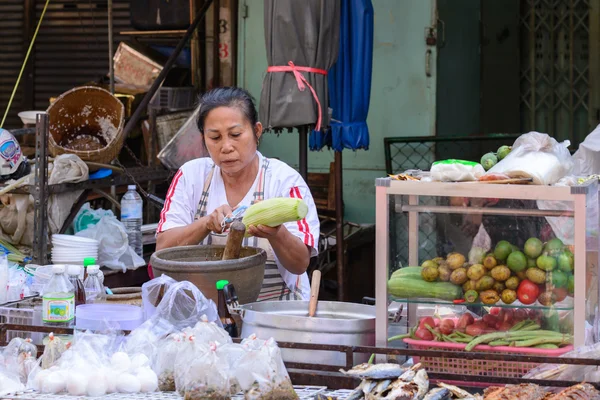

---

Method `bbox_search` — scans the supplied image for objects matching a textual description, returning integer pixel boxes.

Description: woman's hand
[247,224,281,238]
[204,204,233,234]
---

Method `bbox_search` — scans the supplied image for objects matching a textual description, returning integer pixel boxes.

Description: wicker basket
[46,86,125,164]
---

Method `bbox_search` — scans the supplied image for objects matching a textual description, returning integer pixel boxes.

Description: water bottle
[83,265,105,304]
[121,185,143,256]
[42,265,75,328]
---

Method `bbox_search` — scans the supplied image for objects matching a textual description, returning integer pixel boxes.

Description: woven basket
[46,86,125,164]
[104,287,142,306]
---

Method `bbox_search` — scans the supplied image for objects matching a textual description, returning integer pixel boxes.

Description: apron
[195,158,302,301]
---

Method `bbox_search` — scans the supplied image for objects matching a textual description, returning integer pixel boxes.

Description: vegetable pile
[388,237,574,307]
[398,312,573,351]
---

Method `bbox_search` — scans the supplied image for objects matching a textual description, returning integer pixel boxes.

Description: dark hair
[196,87,258,134]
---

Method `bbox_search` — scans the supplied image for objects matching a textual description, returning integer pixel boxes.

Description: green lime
[536,255,557,271]
[481,153,498,171]
[544,238,564,256]
[557,251,574,272]
[526,257,537,269]
[497,145,511,160]
[464,289,479,303]
[511,244,520,253]
[507,251,527,273]
[494,241,513,261]
[524,237,543,259]
[551,270,568,288]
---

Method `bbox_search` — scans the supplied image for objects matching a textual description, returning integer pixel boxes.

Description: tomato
[513,308,528,322]
[482,314,499,328]
[517,279,540,305]
[439,319,455,335]
[489,307,501,316]
[553,287,568,302]
[465,322,489,336]
[418,317,436,330]
[415,327,434,341]
[457,314,475,331]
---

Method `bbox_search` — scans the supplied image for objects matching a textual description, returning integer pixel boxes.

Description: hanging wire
[1,0,51,127]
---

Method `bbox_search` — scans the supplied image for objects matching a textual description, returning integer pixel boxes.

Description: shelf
[390,296,574,311]
[120,30,188,37]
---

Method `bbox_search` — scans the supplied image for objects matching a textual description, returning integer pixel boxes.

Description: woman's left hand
[247,224,281,239]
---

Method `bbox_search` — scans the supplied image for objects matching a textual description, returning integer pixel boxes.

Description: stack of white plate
[51,234,99,265]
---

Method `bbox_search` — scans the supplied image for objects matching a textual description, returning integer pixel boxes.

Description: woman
[155,87,320,301]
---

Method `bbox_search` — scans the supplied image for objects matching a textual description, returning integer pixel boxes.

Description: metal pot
[239,300,375,367]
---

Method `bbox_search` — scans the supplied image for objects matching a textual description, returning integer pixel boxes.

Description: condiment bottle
[82,257,96,282]
[66,265,86,307]
[216,279,238,338]
[42,265,75,328]
[83,265,105,304]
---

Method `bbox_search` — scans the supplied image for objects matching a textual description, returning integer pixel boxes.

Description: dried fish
[423,388,451,400]
[544,383,600,400]
[437,382,473,398]
[378,380,419,400]
[414,369,429,399]
[340,363,406,380]
[483,384,547,400]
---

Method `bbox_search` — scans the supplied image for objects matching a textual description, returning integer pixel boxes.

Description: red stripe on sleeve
[157,169,183,232]
[289,186,314,247]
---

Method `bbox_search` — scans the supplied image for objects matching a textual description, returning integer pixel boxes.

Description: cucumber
[388,276,462,301]
[390,266,423,280]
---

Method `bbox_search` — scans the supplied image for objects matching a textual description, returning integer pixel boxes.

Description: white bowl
[52,234,99,245]
[18,111,45,125]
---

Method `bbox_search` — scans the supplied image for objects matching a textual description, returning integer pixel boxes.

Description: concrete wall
[237,0,436,223]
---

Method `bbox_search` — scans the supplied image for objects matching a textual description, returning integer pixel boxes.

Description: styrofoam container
[76,304,143,331]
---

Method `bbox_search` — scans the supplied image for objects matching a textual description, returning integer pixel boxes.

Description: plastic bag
[572,123,600,175]
[2,338,37,384]
[123,317,177,362]
[40,333,68,370]
[73,203,114,233]
[430,159,485,182]
[0,365,24,395]
[142,274,177,320]
[152,281,222,330]
[235,336,298,400]
[154,333,186,391]
[75,215,145,271]
[484,131,573,185]
[185,315,232,344]
[175,341,231,400]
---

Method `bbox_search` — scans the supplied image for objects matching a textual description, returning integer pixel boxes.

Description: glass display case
[375,178,599,363]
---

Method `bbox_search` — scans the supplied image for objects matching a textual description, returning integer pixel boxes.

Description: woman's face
[203,106,262,175]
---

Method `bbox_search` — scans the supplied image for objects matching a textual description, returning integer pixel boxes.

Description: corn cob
[241,197,308,234]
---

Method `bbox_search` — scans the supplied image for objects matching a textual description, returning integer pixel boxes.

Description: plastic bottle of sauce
[66,265,86,306]
[42,265,75,328]
[83,265,105,304]
[216,279,238,338]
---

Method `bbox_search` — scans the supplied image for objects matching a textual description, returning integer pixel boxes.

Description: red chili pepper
[453,299,466,304]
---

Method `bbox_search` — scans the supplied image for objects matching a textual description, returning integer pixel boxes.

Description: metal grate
[520,0,592,145]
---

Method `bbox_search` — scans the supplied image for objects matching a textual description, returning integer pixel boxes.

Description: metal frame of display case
[375,177,599,356]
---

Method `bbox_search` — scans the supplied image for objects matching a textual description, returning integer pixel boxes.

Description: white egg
[66,372,88,396]
[111,351,132,371]
[32,369,51,391]
[102,369,118,393]
[42,371,65,394]
[116,373,141,393]
[86,373,108,397]
[136,368,158,393]
[130,353,150,370]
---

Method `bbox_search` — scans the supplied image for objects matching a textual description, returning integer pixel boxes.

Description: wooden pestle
[222,220,246,260]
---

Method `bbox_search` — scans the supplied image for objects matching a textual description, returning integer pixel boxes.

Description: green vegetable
[387,276,463,301]
[534,343,559,349]
[390,267,425,280]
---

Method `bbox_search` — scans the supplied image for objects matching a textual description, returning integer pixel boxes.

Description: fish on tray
[483,384,547,400]
[436,383,481,399]
[544,383,600,400]
[423,387,451,400]
[340,363,407,380]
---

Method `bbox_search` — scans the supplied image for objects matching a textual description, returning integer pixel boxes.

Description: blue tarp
[309,0,374,151]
